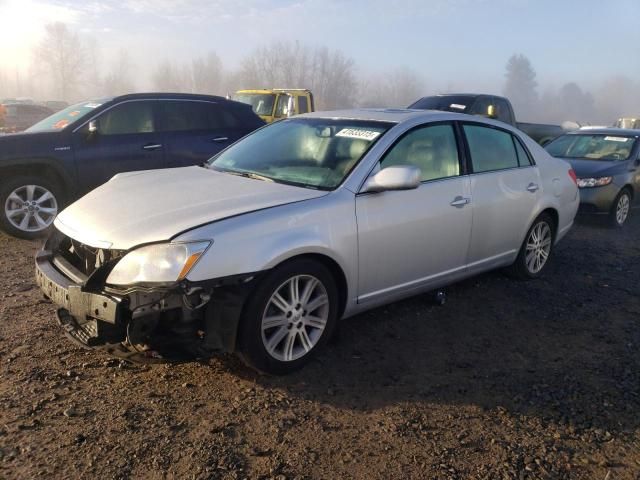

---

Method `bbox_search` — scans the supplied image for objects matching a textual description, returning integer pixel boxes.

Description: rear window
[408,95,475,113]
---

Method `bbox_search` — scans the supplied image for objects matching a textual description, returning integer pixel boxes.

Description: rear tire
[0,175,64,240]
[609,189,631,228]
[508,213,555,279]
[238,258,339,375]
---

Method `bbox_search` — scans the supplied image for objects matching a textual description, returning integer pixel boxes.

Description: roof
[111,92,229,102]
[300,108,469,123]
[569,127,640,136]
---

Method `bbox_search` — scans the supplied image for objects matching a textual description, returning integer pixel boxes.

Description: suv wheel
[238,258,338,374]
[610,189,631,228]
[0,176,63,239]
[509,213,555,279]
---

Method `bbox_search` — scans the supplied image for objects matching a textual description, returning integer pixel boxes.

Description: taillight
[568,169,577,186]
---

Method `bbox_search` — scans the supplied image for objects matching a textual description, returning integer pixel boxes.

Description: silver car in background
[35,109,579,374]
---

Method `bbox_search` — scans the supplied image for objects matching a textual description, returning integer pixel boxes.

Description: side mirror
[87,119,98,135]
[362,165,421,193]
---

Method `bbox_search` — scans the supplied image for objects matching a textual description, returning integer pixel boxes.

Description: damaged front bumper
[35,232,257,362]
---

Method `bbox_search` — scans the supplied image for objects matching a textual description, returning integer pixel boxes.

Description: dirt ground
[0,214,639,480]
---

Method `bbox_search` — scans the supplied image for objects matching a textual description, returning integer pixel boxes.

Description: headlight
[577,176,612,188]
[106,241,211,286]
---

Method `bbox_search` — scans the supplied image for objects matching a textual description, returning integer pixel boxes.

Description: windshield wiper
[223,170,274,182]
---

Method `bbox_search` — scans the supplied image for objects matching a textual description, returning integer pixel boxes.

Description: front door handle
[212,137,229,143]
[142,143,163,151]
[450,196,471,208]
[527,182,539,193]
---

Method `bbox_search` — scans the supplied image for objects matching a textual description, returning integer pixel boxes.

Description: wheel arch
[265,252,349,320]
[621,184,634,199]
[539,207,559,238]
[0,159,74,196]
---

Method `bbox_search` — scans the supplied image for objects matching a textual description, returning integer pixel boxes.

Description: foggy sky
[1,0,640,124]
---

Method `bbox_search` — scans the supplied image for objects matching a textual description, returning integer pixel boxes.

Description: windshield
[545,134,637,161]
[207,118,392,189]
[233,93,276,116]
[408,95,474,113]
[25,99,108,132]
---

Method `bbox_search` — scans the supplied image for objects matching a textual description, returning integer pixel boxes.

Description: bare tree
[236,41,357,110]
[360,67,426,108]
[85,36,102,98]
[151,60,188,92]
[503,54,538,119]
[34,22,87,101]
[191,52,223,95]
[594,75,640,124]
[103,49,136,96]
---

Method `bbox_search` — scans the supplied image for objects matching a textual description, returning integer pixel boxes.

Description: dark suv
[0,93,264,239]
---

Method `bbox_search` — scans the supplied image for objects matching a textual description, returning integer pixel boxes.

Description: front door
[73,100,164,192]
[356,123,473,304]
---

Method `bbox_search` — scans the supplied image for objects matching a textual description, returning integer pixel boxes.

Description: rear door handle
[527,182,539,193]
[212,137,229,143]
[142,143,163,151]
[450,196,471,208]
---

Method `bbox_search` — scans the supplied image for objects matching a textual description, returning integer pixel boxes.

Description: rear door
[461,123,541,273]
[356,122,472,304]
[160,100,250,168]
[72,100,165,192]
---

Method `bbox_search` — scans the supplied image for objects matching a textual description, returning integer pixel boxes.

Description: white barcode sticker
[336,128,381,141]
[604,136,629,142]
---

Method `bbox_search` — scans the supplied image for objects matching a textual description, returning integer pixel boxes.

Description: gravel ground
[1,215,639,479]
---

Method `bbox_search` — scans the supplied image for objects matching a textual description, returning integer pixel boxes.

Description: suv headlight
[577,176,612,188]
[106,241,211,286]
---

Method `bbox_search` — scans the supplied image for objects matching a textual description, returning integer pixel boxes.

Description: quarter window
[463,125,519,173]
[380,124,460,181]
[514,137,532,166]
[99,101,155,135]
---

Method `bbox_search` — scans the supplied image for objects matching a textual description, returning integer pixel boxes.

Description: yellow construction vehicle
[232,89,314,123]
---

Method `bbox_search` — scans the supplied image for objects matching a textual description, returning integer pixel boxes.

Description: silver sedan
[36,109,579,374]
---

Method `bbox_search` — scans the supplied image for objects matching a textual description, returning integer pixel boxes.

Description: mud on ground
[1,215,639,479]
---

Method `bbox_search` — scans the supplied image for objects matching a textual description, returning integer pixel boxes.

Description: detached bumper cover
[35,249,124,346]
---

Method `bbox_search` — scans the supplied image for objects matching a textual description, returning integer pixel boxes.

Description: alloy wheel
[615,193,630,226]
[261,274,330,362]
[4,184,58,232]
[525,221,552,274]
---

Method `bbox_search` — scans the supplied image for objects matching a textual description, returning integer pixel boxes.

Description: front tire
[0,176,63,239]
[238,258,339,375]
[609,189,631,228]
[509,213,555,279]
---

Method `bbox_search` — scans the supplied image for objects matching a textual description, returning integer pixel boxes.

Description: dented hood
[54,166,327,250]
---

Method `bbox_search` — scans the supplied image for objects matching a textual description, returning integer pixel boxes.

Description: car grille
[54,234,125,278]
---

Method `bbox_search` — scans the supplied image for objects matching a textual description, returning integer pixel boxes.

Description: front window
[26,99,109,132]
[207,118,393,190]
[274,94,290,118]
[546,134,637,161]
[380,124,460,181]
[233,93,276,116]
[97,101,155,135]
